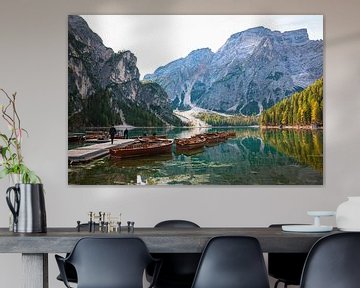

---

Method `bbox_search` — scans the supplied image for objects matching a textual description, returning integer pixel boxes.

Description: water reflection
[68,127,323,185]
[260,129,323,172]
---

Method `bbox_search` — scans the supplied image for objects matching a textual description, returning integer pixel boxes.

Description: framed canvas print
[68,15,323,185]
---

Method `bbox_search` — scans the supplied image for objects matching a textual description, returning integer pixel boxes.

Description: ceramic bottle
[336,197,360,231]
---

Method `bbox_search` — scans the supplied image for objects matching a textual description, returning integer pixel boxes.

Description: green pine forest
[69,88,173,131]
[196,78,323,127]
[260,78,323,127]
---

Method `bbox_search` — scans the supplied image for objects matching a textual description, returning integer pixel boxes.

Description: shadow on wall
[327,31,360,46]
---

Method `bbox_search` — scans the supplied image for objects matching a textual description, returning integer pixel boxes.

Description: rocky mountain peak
[68,15,113,56]
[228,26,271,41]
[282,28,309,44]
[145,26,323,115]
[68,15,182,130]
[188,47,214,57]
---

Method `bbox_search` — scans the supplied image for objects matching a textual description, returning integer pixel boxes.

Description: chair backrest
[191,236,270,288]
[151,220,201,286]
[67,237,154,288]
[300,232,360,288]
[155,220,200,228]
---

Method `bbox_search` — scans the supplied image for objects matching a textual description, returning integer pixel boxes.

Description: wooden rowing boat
[137,135,167,140]
[85,131,108,140]
[203,133,224,145]
[175,136,206,151]
[68,134,85,143]
[175,147,204,156]
[226,131,236,137]
[110,139,174,158]
[137,136,168,143]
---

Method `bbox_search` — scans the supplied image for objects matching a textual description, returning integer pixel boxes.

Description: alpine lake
[68,127,323,185]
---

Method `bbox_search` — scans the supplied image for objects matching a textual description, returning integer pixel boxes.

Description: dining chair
[146,220,201,288]
[268,224,308,288]
[300,232,360,288]
[56,262,77,284]
[55,237,161,288]
[56,223,99,284]
[191,236,270,288]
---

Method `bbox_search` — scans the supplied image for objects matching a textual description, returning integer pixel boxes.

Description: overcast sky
[81,15,323,79]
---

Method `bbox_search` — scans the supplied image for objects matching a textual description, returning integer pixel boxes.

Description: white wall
[0,0,360,287]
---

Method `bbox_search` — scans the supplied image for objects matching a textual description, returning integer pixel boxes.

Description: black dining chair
[146,220,201,288]
[191,236,270,288]
[56,223,99,284]
[300,232,360,288]
[55,237,161,288]
[56,262,77,284]
[268,224,308,288]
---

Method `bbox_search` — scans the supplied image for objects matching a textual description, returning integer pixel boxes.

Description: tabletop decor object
[0,88,47,233]
[336,197,360,231]
[282,211,335,232]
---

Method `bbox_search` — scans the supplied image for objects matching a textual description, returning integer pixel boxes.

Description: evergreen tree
[260,78,323,127]
[311,100,321,124]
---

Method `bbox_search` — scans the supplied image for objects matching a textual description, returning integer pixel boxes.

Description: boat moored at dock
[110,139,174,159]
[175,136,206,151]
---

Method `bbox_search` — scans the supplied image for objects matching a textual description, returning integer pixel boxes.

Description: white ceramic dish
[282,225,333,233]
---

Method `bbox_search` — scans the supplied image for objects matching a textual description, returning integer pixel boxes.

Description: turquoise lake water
[68,127,323,185]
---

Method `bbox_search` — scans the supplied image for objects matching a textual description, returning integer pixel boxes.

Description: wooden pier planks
[68,139,134,163]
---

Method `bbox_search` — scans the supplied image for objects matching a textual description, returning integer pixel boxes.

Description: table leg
[22,253,48,288]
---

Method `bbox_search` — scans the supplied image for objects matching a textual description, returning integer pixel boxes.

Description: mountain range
[68,16,323,131]
[145,26,323,115]
[68,15,182,131]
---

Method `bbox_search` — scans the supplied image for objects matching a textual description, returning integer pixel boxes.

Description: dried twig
[0,88,40,183]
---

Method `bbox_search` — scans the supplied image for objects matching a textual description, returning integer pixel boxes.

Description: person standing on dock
[109,124,116,144]
[124,128,129,139]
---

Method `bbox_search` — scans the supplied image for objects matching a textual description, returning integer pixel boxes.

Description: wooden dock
[68,139,134,164]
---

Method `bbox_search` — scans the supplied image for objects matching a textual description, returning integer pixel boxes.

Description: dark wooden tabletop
[0,227,339,254]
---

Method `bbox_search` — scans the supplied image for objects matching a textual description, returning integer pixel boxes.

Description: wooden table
[0,227,338,288]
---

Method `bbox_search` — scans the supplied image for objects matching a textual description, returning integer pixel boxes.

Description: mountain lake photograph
[68,15,323,185]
